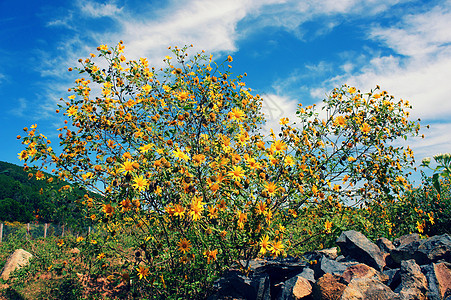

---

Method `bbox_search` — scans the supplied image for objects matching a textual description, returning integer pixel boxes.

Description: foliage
[0,161,88,226]
[18,42,420,298]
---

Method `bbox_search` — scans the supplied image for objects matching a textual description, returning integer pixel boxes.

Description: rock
[70,247,81,255]
[313,273,346,300]
[384,268,401,290]
[421,264,441,300]
[207,270,270,300]
[417,234,451,264]
[394,234,420,248]
[278,275,313,300]
[298,267,315,283]
[341,264,388,284]
[395,259,428,300]
[1,249,33,280]
[434,262,451,299]
[377,237,395,253]
[341,277,398,300]
[315,256,348,278]
[391,234,451,265]
[336,230,386,271]
[317,247,338,260]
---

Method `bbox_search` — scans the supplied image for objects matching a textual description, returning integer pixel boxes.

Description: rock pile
[208,230,451,300]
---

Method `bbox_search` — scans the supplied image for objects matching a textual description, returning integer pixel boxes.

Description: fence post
[0,223,3,243]
[27,223,30,236]
[44,223,48,239]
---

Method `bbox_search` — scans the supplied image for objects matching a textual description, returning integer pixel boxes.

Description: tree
[18,42,420,298]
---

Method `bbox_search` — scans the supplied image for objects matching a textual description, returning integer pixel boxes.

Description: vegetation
[0,160,92,232]
[3,41,447,299]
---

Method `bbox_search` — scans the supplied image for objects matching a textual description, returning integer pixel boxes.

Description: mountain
[0,161,87,225]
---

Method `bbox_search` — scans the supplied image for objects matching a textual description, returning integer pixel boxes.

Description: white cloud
[78,0,123,18]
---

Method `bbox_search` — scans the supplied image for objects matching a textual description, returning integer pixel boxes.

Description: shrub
[18,42,420,298]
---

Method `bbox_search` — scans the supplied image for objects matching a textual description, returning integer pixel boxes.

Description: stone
[421,264,441,300]
[1,249,33,280]
[297,267,315,283]
[278,275,312,300]
[341,277,398,300]
[391,234,451,265]
[315,256,348,278]
[341,263,388,284]
[317,247,338,260]
[376,237,395,253]
[384,268,401,290]
[207,270,270,300]
[336,230,386,271]
[434,262,451,299]
[394,234,420,248]
[395,259,428,300]
[313,273,346,300]
[417,234,451,264]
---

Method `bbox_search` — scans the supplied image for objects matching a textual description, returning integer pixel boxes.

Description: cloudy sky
[1,0,450,171]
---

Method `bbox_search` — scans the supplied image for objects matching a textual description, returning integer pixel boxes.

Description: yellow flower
[279,117,289,125]
[136,266,149,280]
[102,204,115,216]
[227,55,233,62]
[334,115,346,127]
[66,106,78,116]
[76,237,84,243]
[18,150,28,161]
[177,238,192,254]
[271,240,284,257]
[361,123,371,134]
[173,148,189,161]
[203,249,218,264]
[228,108,245,122]
[348,87,356,94]
[97,253,105,260]
[192,153,206,166]
[259,235,271,255]
[132,175,149,192]
[189,197,205,221]
[173,204,185,217]
[118,160,138,174]
[416,221,424,233]
[228,166,245,182]
[57,239,64,247]
[324,220,333,233]
[263,182,277,196]
[271,140,287,153]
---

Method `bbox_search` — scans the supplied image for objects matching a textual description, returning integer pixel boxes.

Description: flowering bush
[18,42,420,298]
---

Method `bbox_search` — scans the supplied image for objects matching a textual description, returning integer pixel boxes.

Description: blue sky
[1,0,450,172]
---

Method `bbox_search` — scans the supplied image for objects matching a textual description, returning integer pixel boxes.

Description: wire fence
[0,222,94,243]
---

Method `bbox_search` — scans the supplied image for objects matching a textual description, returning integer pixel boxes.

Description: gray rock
[315,255,348,278]
[391,234,451,265]
[395,259,428,300]
[297,267,315,283]
[383,268,401,290]
[377,237,395,253]
[394,234,420,248]
[421,264,441,300]
[278,275,313,300]
[336,230,386,271]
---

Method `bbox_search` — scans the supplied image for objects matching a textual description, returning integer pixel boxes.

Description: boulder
[315,256,348,278]
[341,263,388,284]
[434,262,451,299]
[376,237,395,253]
[298,267,316,283]
[341,277,398,300]
[336,230,386,271]
[395,259,428,300]
[1,249,33,280]
[316,247,338,260]
[391,234,451,265]
[278,275,313,300]
[313,273,346,300]
[394,234,420,248]
[207,270,270,300]
[421,264,441,300]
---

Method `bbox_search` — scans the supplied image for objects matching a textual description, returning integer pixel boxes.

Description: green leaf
[432,173,441,194]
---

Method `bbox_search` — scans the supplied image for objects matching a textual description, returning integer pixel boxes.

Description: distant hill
[0,161,88,226]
